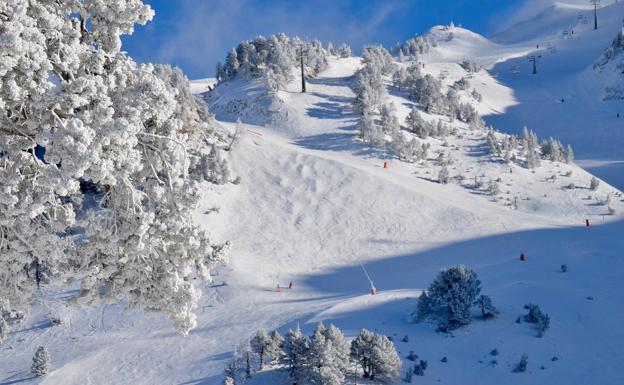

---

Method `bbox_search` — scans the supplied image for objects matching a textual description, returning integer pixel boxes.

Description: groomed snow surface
[3,2,624,384]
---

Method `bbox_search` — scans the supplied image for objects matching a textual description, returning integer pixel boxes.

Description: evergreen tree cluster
[486,127,574,168]
[390,35,435,60]
[353,45,394,115]
[460,59,480,73]
[216,35,330,91]
[392,67,483,125]
[224,323,401,385]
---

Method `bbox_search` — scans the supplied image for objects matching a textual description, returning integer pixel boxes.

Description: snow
[189,77,217,94]
[3,3,624,385]
[425,1,624,190]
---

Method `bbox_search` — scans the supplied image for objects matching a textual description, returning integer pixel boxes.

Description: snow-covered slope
[3,52,624,385]
[420,1,624,189]
[188,77,217,94]
[3,4,624,385]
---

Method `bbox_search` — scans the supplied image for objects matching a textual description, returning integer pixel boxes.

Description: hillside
[461,1,624,189]
[2,2,624,385]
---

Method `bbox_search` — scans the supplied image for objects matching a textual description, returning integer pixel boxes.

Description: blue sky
[121,0,550,79]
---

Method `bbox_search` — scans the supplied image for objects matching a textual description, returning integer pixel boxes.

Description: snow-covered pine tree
[241,343,253,379]
[268,330,284,363]
[439,166,450,184]
[351,330,401,383]
[338,43,352,58]
[487,131,499,155]
[250,329,271,370]
[327,42,335,56]
[379,103,400,133]
[488,179,500,196]
[216,62,225,83]
[351,329,376,378]
[282,326,308,383]
[370,334,402,384]
[474,295,497,319]
[224,359,238,385]
[225,48,240,79]
[425,265,482,329]
[304,323,346,385]
[323,324,350,373]
[392,131,421,162]
[357,113,383,146]
[414,291,434,321]
[31,346,51,376]
[565,144,574,163]
[1,0,230,335]
[0,317,7,344]
[590,176,600,190]
[405,107,429,138]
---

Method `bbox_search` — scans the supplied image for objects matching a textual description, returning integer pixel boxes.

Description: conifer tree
[268,330,284,363]
[0,317,7,344]
[282,326,308,383]
[31,346,51,376]
[419,265,483,329]
[250,329,271,370]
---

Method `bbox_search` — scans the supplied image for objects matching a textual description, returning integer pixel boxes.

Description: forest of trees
[224,323,401,385]
[215,35,351,92]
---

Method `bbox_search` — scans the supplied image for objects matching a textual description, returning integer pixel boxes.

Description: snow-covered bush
[590,176,600,191]
[31,346,51,376]
[415,265,485,329]
[413,360,427,376]
[0,0,229,335]
[523,304,550,337]
[514,354,528,373]
[474,295,498,319]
